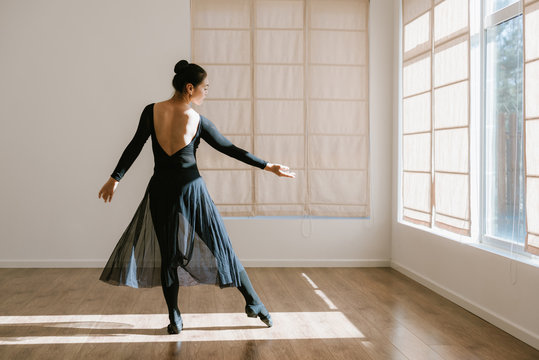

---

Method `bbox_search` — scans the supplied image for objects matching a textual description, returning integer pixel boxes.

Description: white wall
[0,0,189,265]
[390,0,539,350]
[0,0,394,267]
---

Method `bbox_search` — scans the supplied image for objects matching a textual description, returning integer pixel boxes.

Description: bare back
[153,101,201,156]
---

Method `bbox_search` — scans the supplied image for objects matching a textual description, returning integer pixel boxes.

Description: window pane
[484,15,525,243]
[485,0,519,16]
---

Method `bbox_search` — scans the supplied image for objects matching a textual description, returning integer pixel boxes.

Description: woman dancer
[98,60,295,334]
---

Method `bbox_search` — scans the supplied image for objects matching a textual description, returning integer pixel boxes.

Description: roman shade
[191,0,370,217]
[402,0,471,235]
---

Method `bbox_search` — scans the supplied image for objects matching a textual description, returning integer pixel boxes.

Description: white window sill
[398,219,539,268]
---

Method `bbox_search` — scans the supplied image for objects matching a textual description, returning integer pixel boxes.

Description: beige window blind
[191,0,370,217]
[524,0,539,255]
[402,0,471,235]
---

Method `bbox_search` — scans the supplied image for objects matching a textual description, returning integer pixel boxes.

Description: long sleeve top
[110,104,267,181]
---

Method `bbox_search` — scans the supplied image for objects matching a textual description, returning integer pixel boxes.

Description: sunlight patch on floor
[302,272,339,310]
[314,290,338,310]
[0,312,364,345]
[301,273,319,289]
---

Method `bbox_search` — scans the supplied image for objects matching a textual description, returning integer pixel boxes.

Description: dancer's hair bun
[171,60,207,93]
[174,60,189,74]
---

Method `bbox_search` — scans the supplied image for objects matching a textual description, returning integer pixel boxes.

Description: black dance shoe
[245,303,273,327]
[167,321,183,334]
[167,309,183,334]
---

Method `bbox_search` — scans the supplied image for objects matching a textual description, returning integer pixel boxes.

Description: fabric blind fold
[402,0,471,234]
[191,0,370,217]
[524,0,539,255]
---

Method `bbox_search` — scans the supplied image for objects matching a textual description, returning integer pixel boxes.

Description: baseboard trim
[0,260,107,268]
[241,259,391,267]
[0,259,391,268]
[391,260,539,351]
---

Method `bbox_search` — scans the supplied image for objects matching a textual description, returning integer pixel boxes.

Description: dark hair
[172,60,207,93]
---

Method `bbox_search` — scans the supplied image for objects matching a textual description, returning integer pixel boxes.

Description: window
[483,1,526,252]
[401,0,471,235]
[400,0,539,258]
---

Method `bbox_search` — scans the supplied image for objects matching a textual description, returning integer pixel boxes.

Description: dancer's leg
[161,265,182,332]
[149,187,182,333]
[237,269,262,306]
[237,269,273,327]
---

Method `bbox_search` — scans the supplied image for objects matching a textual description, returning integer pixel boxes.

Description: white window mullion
[523,0,539,255]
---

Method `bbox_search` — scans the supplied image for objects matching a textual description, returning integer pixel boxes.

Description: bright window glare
[484,15,526,244]
[485,0,520,16]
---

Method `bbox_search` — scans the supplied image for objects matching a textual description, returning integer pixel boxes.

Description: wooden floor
[0,268,537,360]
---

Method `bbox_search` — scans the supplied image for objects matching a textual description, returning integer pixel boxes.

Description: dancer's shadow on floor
[0,322,267,337]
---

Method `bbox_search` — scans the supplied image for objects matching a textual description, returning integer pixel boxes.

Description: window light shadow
[301,272,338,310]
[0,312,364,345]
[0,271,369,345]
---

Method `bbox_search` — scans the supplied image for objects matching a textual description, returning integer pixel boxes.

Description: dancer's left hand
[264,163,296,178]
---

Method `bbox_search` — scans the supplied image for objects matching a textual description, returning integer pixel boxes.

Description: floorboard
[0,268,537,360]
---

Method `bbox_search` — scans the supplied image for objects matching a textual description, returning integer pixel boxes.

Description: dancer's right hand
[98,177,119,203]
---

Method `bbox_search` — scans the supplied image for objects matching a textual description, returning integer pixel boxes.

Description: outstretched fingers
[276,164,296,178]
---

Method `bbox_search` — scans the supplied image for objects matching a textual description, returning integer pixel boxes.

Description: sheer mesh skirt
[99,177,245,289]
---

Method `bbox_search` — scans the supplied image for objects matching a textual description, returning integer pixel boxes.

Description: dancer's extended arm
[200,116,268,169]
[200,116,295,178]
[109,104,152,181]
